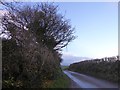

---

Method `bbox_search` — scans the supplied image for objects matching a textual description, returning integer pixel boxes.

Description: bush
[68,59,119,83]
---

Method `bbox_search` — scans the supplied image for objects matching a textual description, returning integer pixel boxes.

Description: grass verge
[47,73,70,88]
[61,66,69,70]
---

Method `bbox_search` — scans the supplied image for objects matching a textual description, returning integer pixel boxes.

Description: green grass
[48,73,70,88]
[61,66,69,70]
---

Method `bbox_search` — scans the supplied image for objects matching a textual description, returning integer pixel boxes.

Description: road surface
[64,70,119,89]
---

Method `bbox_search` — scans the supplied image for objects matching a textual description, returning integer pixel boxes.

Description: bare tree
[1,2,75,51]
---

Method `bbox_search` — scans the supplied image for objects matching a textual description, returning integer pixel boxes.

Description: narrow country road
[64,70,119,89]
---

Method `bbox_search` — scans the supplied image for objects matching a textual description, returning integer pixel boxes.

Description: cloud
[61,52,91,66]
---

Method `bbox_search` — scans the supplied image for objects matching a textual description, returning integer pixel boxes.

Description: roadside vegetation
[61,66,69,70]
[47,73,70,88]
[1,1,75,88]
[68,56,120,83]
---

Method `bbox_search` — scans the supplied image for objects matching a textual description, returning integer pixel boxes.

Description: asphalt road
[64,70,119,89]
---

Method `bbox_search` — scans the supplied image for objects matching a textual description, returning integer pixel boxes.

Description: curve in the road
[64,70,118,88]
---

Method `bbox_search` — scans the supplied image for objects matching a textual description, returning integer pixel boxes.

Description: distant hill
[61,54,91,66]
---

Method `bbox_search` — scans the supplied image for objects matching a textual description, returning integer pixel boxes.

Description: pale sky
[54,2,118,65]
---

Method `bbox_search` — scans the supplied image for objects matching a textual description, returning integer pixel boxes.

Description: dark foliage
[68,57,120,83]
[1,2,75,88]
